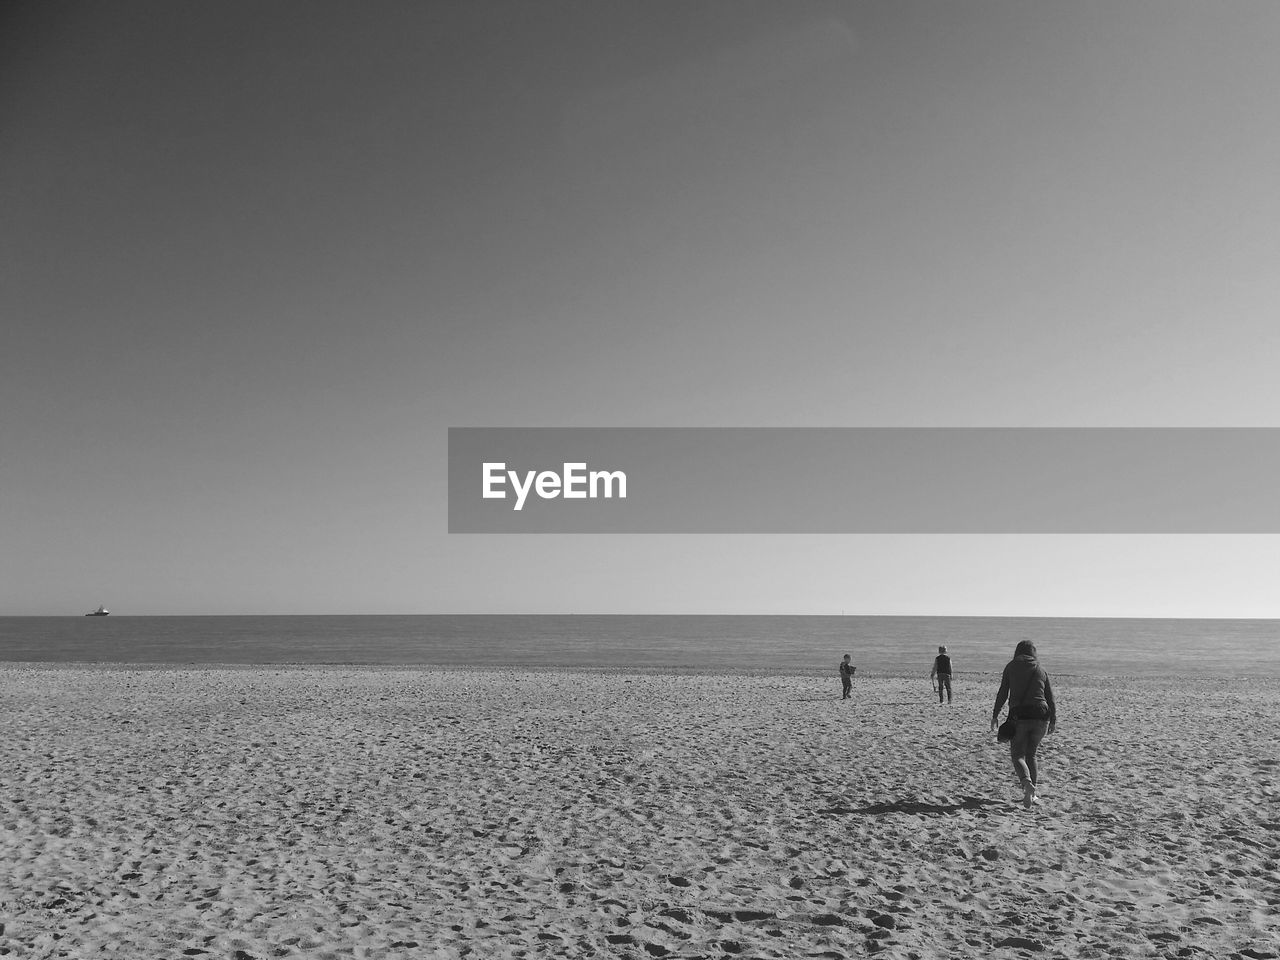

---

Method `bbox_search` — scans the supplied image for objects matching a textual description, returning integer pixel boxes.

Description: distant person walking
[991,640,1057,808]
[930,645,953,703]
[839,654,855,699]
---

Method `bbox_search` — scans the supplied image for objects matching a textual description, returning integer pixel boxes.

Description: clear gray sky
[5,1,1280,615]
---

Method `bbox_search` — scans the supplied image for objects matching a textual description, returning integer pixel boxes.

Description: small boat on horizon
[85,605,109,616]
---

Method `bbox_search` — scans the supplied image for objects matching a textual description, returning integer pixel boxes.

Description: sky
[4,0,1280,616]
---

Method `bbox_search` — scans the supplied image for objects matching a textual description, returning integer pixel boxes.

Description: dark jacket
[992,654,1055,722]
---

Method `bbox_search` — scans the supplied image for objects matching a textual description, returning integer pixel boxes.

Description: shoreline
[0,660,1263,683]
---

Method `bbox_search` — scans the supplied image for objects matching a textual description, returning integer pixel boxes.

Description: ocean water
[0,615,1277,679]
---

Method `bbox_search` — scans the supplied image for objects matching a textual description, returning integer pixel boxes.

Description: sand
[1,666,1278,960]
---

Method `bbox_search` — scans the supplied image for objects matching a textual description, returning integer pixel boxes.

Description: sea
[0,615,1278,679]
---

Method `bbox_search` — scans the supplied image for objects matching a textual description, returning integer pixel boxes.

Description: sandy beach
[2,666,1277,959]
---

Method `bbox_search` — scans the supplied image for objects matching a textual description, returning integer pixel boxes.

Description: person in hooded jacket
[991,640,1057,808]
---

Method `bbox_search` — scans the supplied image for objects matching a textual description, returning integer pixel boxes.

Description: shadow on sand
[818,796,1006,816]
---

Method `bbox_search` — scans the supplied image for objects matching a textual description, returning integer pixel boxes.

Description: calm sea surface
[0,615,1277,678]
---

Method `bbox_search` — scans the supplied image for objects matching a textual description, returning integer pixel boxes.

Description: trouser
[936,674,951,702]
[1010,719,1050,788]
[841,677,851,698]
